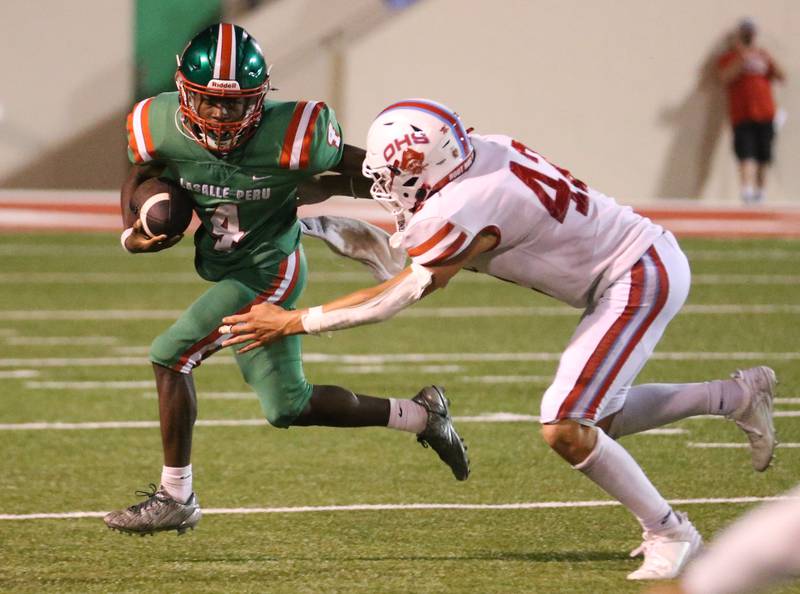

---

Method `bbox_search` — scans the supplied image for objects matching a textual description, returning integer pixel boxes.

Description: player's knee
[250,376,312,429]
[149,333,180,369]
[540,420,583,451]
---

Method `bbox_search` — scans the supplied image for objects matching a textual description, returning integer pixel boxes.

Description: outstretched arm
[219,230,498,353]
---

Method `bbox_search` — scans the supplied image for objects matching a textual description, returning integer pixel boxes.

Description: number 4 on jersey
[210,203,246,251]
[510,139,589,224]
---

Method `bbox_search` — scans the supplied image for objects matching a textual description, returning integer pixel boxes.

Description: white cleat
[627,513,703,580]
[728,366,777,472]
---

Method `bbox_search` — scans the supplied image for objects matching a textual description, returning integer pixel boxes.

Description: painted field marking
[2,351,800,368]
[140,391,255,400]
[0,369,39,378]
[6,336,118,346]
[688,442,800,449]
[0,413,706,432]
[0,419,266,431]
[775,398,800,404]
[2,304,800,321]
[457,375,552,384]
[1,271,799,286]
[686,249,800,261]
[2,495,797,521]
[1,243,797,261]
[338,364,464,374]
[25,380,152,390]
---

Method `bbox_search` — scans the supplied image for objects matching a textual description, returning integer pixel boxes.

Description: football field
[1,232,799,593]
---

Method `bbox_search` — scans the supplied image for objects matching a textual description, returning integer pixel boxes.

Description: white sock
[161,464,193,503]
[608,380,746,438]
[387,398,428,433]
[741,186,755,203]
[575,429,679,533]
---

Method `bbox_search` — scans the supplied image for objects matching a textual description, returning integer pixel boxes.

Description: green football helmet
[176,23,270,155]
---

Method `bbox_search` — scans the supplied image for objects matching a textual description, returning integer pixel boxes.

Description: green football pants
[149,247,312,427]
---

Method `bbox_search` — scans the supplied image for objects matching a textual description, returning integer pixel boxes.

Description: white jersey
[400,134,663,308]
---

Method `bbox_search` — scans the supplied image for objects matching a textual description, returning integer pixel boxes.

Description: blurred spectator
[717,18,785,204]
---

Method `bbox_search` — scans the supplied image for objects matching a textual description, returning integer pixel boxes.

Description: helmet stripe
[214,23,236,80]
[379,99,470,157]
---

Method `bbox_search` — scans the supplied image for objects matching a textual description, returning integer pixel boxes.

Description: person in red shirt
[717,18,785,204]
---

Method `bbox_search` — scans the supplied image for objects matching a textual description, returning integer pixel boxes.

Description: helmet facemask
[177,73,267,155]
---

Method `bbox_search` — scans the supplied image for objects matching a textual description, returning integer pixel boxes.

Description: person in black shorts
[717,18,785,203]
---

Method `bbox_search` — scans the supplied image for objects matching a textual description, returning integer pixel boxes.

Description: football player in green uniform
[104,23,469,536]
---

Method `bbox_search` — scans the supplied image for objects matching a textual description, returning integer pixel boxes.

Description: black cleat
[412,386,470,481]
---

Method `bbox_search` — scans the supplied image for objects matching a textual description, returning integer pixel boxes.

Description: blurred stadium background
[1,2,799,593]
[1,0,799,218]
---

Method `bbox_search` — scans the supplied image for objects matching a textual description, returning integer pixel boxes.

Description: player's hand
[218,303,302,353]
[125,219,183,253]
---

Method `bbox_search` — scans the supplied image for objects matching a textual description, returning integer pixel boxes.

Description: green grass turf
[0,232,799,593]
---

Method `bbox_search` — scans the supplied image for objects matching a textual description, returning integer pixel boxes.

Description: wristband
[301,306,325,335]
[120,227,135,253]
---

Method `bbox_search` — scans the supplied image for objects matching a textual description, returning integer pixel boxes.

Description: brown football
[130,177,194,238]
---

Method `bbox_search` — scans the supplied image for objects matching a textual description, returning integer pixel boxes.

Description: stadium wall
[0,0,797,205]
[340,0,799,203]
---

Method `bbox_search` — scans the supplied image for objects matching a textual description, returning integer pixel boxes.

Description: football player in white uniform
[218,99,777,581]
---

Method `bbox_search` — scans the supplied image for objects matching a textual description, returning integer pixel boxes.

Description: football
[130,177,194,238]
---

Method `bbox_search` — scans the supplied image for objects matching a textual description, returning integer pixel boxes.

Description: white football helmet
[362,99,474,231]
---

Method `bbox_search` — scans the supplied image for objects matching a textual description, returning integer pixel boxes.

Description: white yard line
[775,398,800,404]
[6,336,118,346]
[2,351,800,368]
[0,413,706,431]
[0,419,267,431]
[2,495,797,521]
[141,391,255,400]
[688,442,800,449]
[1,304,799,321]
[25,381,153,390]
[456,375,552,384]
[690,274,800,285]
[1,271,799,285]
[686,249,799,261]
[0,369,39,378]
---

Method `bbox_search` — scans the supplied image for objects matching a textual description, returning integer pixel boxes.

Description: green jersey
[126,92,344,281]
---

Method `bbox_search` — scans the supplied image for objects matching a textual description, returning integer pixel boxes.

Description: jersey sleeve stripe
[288,101,320,169]
[407,222,454,257]
[279,101,308,168]
[298,102,325,168]
[129,98,155,163]
[214,23,236,80]
[419,231,468,266]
